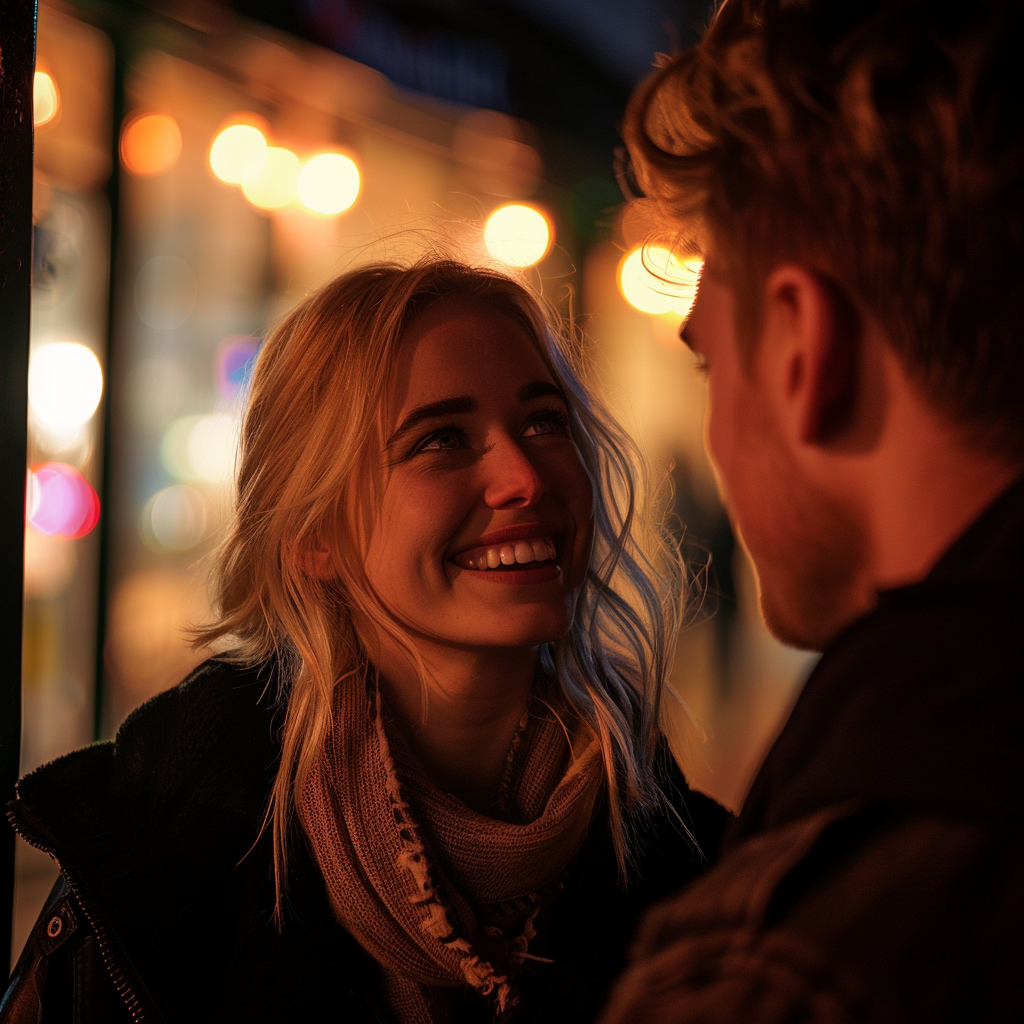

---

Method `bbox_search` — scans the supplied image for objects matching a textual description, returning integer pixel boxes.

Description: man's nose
[482,437,546,509]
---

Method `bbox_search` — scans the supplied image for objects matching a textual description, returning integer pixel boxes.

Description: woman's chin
[452,608,574,651]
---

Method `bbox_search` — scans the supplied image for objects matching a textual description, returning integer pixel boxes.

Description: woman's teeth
[460,537,556,570]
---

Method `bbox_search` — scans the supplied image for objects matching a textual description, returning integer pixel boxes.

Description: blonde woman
[4,259,728,1024]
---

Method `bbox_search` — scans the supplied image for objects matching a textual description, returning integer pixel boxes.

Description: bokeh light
[241,146,300,210]
[27,463,100,538]
[484,204,552,268]
[209,122,268,184]
[120,113,182,176]
[216,335,261,402]
[33,71,60,127]
[106,569,208,701]
[297,152,361,215]
[28,342,104,432]
[618,246,703,317]
[161,413,238,484]
[142,484,208,552]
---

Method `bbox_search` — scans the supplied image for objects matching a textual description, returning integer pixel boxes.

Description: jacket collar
[8,660,382,1023]
[732,474,1024,844]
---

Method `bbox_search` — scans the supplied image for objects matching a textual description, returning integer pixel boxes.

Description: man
[601,0,1024,1020]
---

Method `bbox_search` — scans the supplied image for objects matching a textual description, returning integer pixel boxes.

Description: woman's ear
[762,265,861,447]
[304,547,335,578]
[285,540,336,579]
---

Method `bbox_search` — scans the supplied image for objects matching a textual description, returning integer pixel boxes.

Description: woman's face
[362,295,594,652]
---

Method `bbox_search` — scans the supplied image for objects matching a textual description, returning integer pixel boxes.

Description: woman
[4,258,728,1024]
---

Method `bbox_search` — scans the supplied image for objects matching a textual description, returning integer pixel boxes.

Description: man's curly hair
[625,0,1024,456]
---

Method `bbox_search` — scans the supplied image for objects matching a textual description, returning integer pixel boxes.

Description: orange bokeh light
[121,113,182,176]
[618,246,703,318]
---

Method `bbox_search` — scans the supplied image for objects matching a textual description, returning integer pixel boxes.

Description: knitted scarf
[299,674,603,1024]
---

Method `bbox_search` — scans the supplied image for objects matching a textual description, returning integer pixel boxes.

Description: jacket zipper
[6,806,156,1024]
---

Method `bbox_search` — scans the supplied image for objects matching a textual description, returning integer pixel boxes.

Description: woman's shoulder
[113,656,283,780]
[11,657,283,861]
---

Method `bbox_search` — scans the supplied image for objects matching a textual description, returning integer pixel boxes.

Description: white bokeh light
[483,204,552,268]
[161,413,238,484]
[209,123,268,185]
[28,342,104,431]
[241,147,300,210]
[297,153,361,215]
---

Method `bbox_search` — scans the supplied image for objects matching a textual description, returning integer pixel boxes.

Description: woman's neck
[372,640,539,812]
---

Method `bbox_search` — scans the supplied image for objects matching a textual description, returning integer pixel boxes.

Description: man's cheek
[703,392,732,486]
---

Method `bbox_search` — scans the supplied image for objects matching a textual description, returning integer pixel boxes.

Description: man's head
[625,0,1024,648]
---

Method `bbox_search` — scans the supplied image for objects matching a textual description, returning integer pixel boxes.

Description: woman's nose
[482,438,546,509]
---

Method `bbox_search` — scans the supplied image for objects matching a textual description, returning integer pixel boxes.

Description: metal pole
[0,0,37,973]
[92,29,125,742]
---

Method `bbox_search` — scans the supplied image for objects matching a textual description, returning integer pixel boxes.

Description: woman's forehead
[388,296,554,411]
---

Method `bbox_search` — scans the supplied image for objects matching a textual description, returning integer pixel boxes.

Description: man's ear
[763,265,860,446]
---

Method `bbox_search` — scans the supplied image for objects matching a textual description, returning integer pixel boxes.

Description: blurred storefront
[15,0,813,965]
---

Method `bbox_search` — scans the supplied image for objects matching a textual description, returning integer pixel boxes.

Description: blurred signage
[299,0,509,109]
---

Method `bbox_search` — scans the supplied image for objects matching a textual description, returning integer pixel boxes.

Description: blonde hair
[195,257,685,907]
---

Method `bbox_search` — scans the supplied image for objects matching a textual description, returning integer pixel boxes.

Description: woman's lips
[468,562,561,585]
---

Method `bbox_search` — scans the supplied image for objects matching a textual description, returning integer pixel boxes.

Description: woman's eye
[522,409,570,438]
[416,427,466,453]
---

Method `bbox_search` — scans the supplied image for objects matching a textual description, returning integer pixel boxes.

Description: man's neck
[859,384,1023,591]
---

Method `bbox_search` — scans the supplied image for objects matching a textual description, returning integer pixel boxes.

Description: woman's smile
[452,523,558,579]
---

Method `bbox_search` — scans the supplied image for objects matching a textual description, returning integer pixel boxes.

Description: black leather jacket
[1,660,729,1024]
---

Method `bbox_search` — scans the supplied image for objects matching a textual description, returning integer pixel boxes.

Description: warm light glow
[24,525,78,599]
[29,342,104,431]
[27,463,100,538]
[297,153,361,215]
[618,246,703,317]
[483,204,552,268]
[34,71,59,127]
[241,147,300,210]
[209,123,268,184]
[121,114,182,176]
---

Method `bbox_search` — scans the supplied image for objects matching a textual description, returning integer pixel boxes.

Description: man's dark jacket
[601,479,1024,1023]
[0,660,728,1024]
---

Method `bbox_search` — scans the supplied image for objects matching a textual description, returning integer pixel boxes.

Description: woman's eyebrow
[518,380,566,403]
[387,396,476,448]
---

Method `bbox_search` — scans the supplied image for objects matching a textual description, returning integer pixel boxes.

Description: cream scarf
[299,674,602,1024]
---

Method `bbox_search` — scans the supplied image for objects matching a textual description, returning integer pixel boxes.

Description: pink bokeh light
[26,462,101,538]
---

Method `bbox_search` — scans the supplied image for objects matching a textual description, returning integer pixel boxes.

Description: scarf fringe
[376,706,515,1011]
